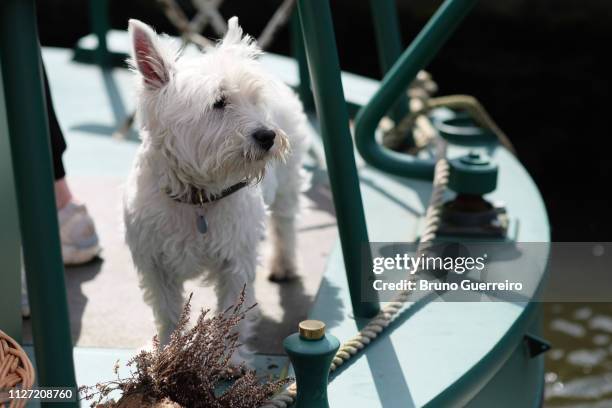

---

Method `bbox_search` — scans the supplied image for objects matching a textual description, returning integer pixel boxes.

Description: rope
[0,330,35,408]
[261,138,450,408]
[156,0,214,48]
[257,0,297,50]
[157,0,295,51]
[192,0,228,35]
[189,0,226,35]
[386,94,516,155]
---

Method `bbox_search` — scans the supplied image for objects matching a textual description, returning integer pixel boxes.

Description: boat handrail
[354,0,478,181]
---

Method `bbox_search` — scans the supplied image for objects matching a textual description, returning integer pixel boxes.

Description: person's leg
[54,178,73,209]
[42,64,67,184]
[41,58,100,264]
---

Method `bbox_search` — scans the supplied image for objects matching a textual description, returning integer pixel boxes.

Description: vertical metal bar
[355,0,478,180]
[0,63,22,343]
[369,0,412,144]
[290,11,314,111]
[297,0,380,318]
[0,0,78,402]
[90,0,111,66]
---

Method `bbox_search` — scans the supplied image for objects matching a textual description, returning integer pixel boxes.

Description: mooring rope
[261,136,450,408]
[385,94,516,156]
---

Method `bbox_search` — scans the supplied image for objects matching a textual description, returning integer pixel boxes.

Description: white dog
[123,17,308,363]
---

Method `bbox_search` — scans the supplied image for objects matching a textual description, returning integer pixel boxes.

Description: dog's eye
[213,96,227,109]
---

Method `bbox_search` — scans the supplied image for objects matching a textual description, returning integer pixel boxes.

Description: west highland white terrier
[123,17,308,363]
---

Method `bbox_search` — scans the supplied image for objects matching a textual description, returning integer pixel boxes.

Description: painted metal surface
[0,1,78,404]
[448,151,498,195]
[308,143,550,407]
[354,0,479,180]
[297,0,380,318]
[284,326,340,408]
[369,0,410,134]
[290,12,314,111]
[73,0,125,67]
[0,57,22,342]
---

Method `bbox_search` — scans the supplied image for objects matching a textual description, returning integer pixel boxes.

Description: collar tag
[196,190,208,234]
[196,212,208,234]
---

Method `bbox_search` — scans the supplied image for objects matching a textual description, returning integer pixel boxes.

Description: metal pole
[290,11,314,111]
[369,0,412,144]
[0,1,78,403]
[355,0,478,180]
[0,63,22,343]
[297,0,380,318]
[90,0,111,66]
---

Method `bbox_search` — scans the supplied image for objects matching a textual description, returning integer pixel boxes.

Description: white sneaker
[58,202,101,265]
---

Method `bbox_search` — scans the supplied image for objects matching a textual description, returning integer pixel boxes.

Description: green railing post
[290,11,314,111]
[74,0,125,66]
[0,0,78,403]
[90,0,111,66]
[0,60,22,343]
[369,0,412,145]
[355,0,478,180]
[297,0,380,318]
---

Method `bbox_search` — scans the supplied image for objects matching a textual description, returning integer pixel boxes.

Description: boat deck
[11,35,550,407]
[19,45,343,386]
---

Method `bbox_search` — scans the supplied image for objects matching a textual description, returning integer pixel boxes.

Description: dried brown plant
[80,288,290,407]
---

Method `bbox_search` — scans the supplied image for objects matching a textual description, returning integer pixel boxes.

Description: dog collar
[168,180,250,206]
[167,180,250,234]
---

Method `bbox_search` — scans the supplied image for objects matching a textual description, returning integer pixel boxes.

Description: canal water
[544,303,612,407]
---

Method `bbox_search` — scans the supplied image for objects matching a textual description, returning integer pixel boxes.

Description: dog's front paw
[268,260,298,283]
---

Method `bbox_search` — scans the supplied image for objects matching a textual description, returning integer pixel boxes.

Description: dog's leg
[268,213,298,282]
[214,264,258,367]
[268,179,300,282]
[138,262,185,345]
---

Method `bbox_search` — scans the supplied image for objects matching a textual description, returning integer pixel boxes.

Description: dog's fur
[123,17,308,363]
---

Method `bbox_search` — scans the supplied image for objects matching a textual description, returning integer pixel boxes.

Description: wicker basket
[0,330,35,408]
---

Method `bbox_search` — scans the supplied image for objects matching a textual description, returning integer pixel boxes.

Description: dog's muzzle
[251,128,276,151]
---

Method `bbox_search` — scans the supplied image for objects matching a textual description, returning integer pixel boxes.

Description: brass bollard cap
[299,320,326,340]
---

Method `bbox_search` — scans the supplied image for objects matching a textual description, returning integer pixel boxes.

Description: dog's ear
[222,17,244,46]
[219,17,261,59]
[128,19,173,89]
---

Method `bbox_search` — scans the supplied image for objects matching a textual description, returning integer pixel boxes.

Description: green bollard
[448,151,498,195]
[284,320,340,408]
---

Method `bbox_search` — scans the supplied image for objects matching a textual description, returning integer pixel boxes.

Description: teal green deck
[3,30,548,407]
[312,146,549,407]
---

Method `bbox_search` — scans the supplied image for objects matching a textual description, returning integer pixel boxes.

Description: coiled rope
[261,137,450,408]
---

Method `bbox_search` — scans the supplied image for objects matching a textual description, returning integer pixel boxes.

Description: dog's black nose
[252,129,276,151]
